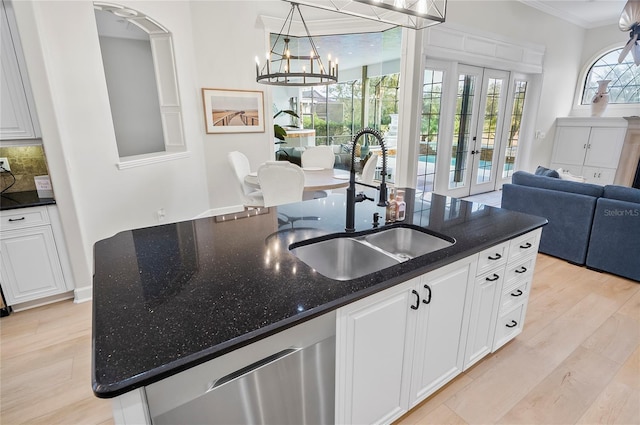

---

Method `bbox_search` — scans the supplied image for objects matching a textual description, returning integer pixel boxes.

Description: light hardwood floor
[1,254,638,425]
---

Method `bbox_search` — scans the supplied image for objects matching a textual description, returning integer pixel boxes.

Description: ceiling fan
[618,0,640,65]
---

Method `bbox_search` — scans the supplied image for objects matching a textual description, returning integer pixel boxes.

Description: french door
[447,66,509,197]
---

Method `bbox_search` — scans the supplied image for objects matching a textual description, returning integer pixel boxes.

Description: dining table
[244,167,351,192]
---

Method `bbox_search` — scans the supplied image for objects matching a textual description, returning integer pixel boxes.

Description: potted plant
[273,109,300,141]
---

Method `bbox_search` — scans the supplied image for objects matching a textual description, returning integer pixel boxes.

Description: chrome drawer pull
[486,274,500,282]
[8,217,25,222]
[519,242,532,249]
[506,320,518,328]
[511,289,523,297]
[488,253,502,261]
[515,266,527,274]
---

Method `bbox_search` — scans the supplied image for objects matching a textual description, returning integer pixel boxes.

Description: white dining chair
[360,152,379,185]
[301,146,335,169]
[257,161,305,207]
[227,151,264,207]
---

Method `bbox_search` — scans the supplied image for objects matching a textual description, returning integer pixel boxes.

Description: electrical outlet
[0,157,10,172]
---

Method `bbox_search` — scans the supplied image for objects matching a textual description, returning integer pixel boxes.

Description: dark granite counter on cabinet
[92,190,547,398]
[0,190,55,210]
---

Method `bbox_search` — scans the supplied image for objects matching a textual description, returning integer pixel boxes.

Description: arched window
[581,48,640,105]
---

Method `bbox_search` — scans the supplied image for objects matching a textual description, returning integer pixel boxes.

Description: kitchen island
[92,190,547,423]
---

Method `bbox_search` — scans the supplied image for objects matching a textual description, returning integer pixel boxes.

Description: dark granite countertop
[0,191,56,211]
[92,190,547,398]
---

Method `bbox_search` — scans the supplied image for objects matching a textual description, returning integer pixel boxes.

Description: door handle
[519,242,532,249]
[422,284,432,305]
[488,253,502,261]
[486,274,500,282]
[506,320,518,328]
[411,290,420,310]
[515,266,527,274]
[511,289,523,297]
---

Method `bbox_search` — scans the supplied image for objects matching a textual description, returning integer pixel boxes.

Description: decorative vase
[590,80,611,117]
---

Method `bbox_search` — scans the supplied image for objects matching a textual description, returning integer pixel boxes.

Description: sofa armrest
[502,184,598,264]
[586,198,640,281]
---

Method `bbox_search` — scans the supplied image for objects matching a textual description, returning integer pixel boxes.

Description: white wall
[13,0,210,293]
[190,1,289,209]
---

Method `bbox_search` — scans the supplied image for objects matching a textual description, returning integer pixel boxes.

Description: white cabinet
[334,278,418,425]
[408,256,476,406]
[550,118,627,185]
[335,255,477,424]
[492,229,541,351]
[1,0,39,140]
[0,206,72,305]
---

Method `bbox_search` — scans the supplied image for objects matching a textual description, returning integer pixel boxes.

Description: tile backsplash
[0,145,50,194]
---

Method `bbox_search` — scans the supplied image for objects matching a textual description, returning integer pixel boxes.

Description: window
[582,48,640,104]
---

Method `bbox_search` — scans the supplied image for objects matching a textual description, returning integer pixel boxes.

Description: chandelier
[289,0,447,30]
[256,3,338,86]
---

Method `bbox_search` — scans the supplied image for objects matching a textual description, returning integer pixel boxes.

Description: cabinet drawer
[505,256,535,285]
[1,207,50,230]
[500,280,529,313]
[508,230,540,264]
[493,303,525,351]
[476,242,509,275]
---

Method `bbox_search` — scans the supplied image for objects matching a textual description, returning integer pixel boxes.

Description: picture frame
[202,88,265,134]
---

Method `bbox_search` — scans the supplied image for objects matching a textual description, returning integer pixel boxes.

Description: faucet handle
[372,212,380,228]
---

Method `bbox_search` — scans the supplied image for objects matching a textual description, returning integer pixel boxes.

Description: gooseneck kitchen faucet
[345,128,388,232]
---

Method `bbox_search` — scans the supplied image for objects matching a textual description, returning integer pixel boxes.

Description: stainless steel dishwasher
[151,336,335,425]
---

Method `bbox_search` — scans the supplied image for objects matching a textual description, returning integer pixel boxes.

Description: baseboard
[74,285,93,303]
[11,291,74,312]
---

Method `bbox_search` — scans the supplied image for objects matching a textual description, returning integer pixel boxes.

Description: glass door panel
[469,69,509,195]
[498,78,528,185]
[417,69,444,197]
[449,70,481,191]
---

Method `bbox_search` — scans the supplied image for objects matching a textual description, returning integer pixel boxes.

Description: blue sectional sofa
[501,171,639,282]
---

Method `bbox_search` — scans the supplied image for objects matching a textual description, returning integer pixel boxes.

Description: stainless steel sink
[360,226,455,261]
[289,225,455,281]
[290,237,400,281]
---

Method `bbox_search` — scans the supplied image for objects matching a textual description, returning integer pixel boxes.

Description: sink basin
[290,237,400,281]
[360,226,455,261]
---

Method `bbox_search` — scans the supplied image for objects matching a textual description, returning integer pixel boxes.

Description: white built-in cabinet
[0,205,74,306]
[550,118,627,185]
[0,0,40,141]
[335,228,542,425]
[334,255,477,425]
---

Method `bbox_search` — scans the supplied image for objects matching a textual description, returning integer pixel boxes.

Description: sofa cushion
[535,165,560,178]
[502,183,598,264]
[603,185,640,204]
[586,198,640,281]
[511,171,603,198]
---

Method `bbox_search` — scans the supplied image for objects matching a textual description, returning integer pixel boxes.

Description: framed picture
[202,88,265,134]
